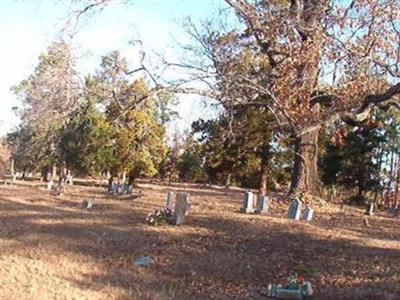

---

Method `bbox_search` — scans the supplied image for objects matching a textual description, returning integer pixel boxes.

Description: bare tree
[173,0,400,196]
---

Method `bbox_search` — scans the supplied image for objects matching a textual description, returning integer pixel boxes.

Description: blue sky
[0,0,225,135]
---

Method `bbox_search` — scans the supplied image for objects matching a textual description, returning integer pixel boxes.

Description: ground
[0,182,399,300]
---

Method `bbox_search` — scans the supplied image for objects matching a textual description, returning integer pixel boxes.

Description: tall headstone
[303,207,314,221]
[166,191,174,210]
[241,191,255,214]
[174,192,188,225]
[287,199,302,220]
[366,203,374,216]
[256,195,270,215]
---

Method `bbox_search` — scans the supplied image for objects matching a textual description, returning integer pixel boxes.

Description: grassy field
[0,182,399,300]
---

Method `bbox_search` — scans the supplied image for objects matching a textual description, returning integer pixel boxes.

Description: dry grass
[0,182,399,300]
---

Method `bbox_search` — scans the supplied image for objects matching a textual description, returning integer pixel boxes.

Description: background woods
[5,0,400,207]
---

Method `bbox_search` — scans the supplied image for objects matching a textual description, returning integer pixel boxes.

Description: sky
[0,0,225,136]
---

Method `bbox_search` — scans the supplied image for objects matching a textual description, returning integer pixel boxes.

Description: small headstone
[256,195,269,215]
[128,185,133,194]
[66,174,73,185]
[365,203,374,216]
[123,183,131,194]
[119,183,126,194]
[241,191,255,214]
[47,180,54,191]
[174,192,188,225]
[112,181,119,194]
[166,191,174,210]
[303,207,314,221]
[133,256,154,267]
[287,199,302,220]
[275,289,303,300]
[83,199,94,209]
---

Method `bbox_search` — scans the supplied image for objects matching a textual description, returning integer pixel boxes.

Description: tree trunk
[289,130,320,195]
[225,173,232,188]
[128,174,136,186]
[259,165,268,197]
[10,159,14,176]
[41,166,49,182]
[52,164,57,179]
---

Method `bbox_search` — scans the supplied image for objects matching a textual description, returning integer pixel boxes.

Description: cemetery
[1,0,400,299]
[0,180,399,299]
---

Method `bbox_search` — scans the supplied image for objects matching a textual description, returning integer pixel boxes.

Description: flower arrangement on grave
[267,273,313,299]
[145,208,173,226]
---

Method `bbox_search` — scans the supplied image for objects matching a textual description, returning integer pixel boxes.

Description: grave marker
[174,192,188,225]
[83,199,93,209]
[287,199,302,220]
[256,195,270,215]
[47,180,54,191]
[366,203,374,216]
[166,191,174,210]
[122,183,132,194]
[241,191,255,214]
[303,207,314,221]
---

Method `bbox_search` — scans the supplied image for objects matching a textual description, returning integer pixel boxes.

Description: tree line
[5,0,400,207]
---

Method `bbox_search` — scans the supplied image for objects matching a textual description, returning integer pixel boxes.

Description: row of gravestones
[241,191,314,221]
[240,191,270,214]
[287,198,314,221]
[165,191,191,225]
[107,181,133,195]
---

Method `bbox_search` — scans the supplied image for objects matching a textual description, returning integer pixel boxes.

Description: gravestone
[303,207,314,221]
[47,180,54,191]
[83,199,93,209]
[287,199,302,220]
[127,185,133,194]
[166,191,174,210]
[133,256,154,267]
[174,192,188,225]
[185,202,192,216]
[66,173,73,185]
[241,191,255,214]
[123,183,132,194]
[365,203,374,216]
[112,181,119,194]
[256,195,270,215]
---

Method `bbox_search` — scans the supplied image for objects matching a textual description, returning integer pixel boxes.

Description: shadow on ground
[0,184,399,300]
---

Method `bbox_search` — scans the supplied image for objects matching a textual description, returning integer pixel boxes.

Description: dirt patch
[0,183,399,299]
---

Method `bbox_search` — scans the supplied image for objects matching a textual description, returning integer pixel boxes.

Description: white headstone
[47,180,54,191]
[287,199,302,220]
[256,195,270,215]
[303,207,313,221]
[366,203,374,215]
[174,192,188,225]
[241,191,255,214]
[84,199,93,209]
[166,192,174,210]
